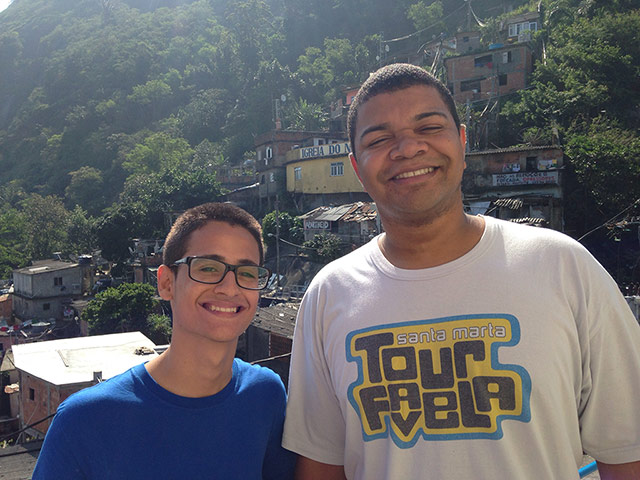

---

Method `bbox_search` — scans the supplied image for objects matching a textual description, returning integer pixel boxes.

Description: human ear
[349,153,364,186]
[157,264,175,301]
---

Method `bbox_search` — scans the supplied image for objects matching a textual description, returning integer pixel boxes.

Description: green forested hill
[0,0,638,283]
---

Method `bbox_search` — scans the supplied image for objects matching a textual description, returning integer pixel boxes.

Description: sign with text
[493,171,558,186]
[304,220,330,230]
[295,142,351,160]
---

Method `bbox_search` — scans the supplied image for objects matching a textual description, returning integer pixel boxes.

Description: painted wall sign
[297,142,351,160]
[305,220,330,230]
[493,171,559,186]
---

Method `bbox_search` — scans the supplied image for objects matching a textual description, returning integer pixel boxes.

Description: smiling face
[350,85,467,227]
[157,220,261,348]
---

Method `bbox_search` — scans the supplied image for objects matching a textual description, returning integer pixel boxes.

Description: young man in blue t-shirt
[34,202,296,479]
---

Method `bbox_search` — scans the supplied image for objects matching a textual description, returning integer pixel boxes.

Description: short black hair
[163,203,264,267]
[348,63,460,158]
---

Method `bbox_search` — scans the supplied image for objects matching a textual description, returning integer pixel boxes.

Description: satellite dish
[280,94,287,102]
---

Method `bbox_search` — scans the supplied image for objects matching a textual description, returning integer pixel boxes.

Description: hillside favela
[0,0,639,478]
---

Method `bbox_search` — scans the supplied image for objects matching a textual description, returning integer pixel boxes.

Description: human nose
[390,131,427,160]
[213,268,241,294]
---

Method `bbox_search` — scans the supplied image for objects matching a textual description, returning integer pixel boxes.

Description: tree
[20,194,70,260]
[303,233,344,264]
[83,282,160,336]
[0,209,29,279]
[122,132,194,175]
[65,166,105,215]
[66,205,99,255]
[262,211,304,249]
[285,98,328,131]
[145,313,172,345]
[407,0,445,32]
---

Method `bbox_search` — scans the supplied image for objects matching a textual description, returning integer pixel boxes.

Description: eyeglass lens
[189,257,268,289]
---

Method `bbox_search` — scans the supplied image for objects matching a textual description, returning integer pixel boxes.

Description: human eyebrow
[414,111,449,122]
[359,123,391,143]
[198,255,259,267]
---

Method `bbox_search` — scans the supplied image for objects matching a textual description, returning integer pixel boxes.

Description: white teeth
[394,167,435,179]
[206,305,238,313]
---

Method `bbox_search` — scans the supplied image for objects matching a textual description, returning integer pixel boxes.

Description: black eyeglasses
[172,256,271,290]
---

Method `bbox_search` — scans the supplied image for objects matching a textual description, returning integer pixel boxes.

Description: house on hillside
[254,130,345,211]
[444,43,534,104]
[285,142,371,211]
[299,202,379,244]
[463,145,564,230]
[12,258,93,324]
[10,332,158,437]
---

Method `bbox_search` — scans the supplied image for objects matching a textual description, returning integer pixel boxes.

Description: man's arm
[294,456,347,480]
[596,460,640,480]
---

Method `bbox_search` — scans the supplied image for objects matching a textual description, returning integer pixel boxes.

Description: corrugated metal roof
[509,217,547,226]
[299,202,378,223]
[341,202,378,222]
[315,204,354,222]
[251,303,298,338]
[493,198,523,210]
[297,206,329,220]
[466,145,562,156]
[11,332,157,386]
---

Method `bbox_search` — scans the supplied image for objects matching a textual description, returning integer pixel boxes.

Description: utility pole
[275,195,281,289]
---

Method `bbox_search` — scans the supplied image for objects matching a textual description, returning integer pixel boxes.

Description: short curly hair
[347,63,460,158]
[163,203,264,268]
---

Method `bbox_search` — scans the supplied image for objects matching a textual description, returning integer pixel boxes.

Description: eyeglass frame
[171,256,271,291]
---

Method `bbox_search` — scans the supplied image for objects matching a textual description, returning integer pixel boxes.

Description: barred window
[330,162,344,176]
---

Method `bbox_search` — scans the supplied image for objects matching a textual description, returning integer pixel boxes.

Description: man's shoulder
[487,216,582,250]
[235,359,284,388]
[234,359,286,402]
[58,365,141,414]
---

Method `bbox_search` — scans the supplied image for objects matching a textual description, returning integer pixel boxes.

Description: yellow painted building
[285,142,365,195]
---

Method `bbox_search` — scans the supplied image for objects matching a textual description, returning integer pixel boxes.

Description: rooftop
[11,332,157,386]
[466,145,562,156]
[252,303,298,339]
[13,260,80,275]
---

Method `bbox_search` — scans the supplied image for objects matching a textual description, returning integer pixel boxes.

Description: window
[265,147,273,159]
[474,54,493,68]
[526,156,538,171]
[509,21,537,37]
[463,36,469,43]
[499,74,508,86]
[269,172,275,183]
[29,388,35,401]
[43,303,50,311]
[330,162,344,177]
[294,167,302,180]
[54,277,63,286]
[502,51,512,64]
[460,80,481,93]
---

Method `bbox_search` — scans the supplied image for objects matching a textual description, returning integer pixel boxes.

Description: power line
[577,198,640,242]
[0,412,55,445]
[382,1,468,45]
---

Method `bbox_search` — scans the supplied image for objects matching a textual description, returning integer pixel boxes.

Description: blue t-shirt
[33,359,296,479]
